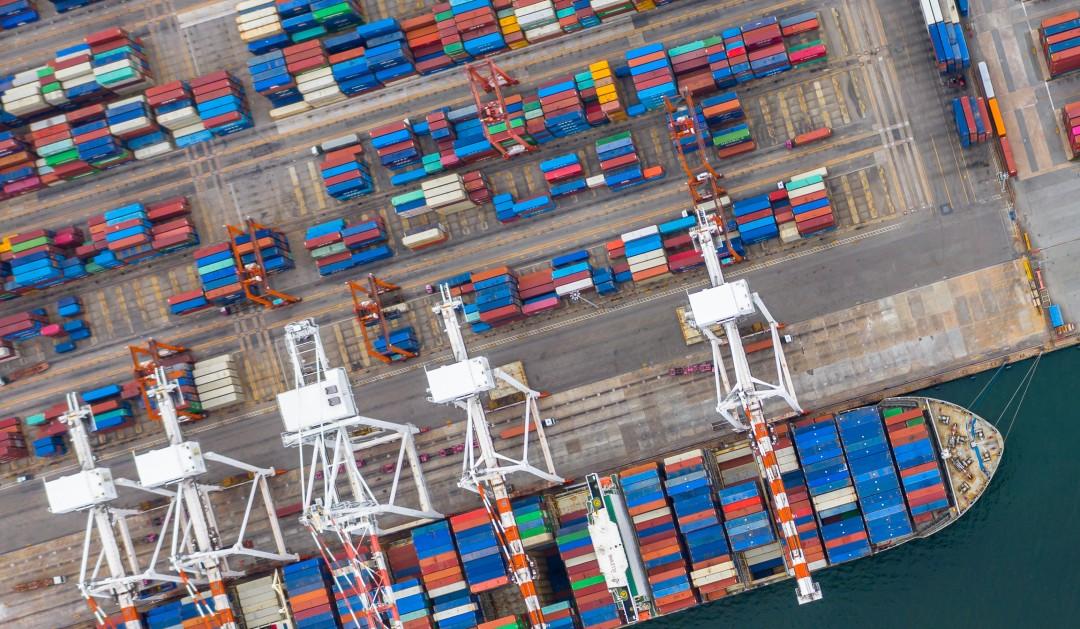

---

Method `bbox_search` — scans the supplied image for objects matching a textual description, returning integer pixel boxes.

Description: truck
[785,126,832,149]
[13,576,65,592]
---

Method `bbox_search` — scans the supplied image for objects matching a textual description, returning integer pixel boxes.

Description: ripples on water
[646,350,1080,629]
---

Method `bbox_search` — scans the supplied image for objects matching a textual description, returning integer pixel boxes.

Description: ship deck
[920,397,1004,517]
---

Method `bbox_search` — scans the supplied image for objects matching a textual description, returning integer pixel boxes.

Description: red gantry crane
[427,285,561,629]
[224,218,302,310]
[663,88,822,605]
[348,274,418,364]
[465,59,536,159]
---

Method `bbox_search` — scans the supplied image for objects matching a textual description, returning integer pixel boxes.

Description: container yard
[1,0,1075,626]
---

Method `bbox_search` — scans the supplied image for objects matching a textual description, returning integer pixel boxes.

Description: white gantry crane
[664,87,821,605]
[43,392,183,629]
[130,352,296,628]
[427,284,561,629]
[277,319,440,629]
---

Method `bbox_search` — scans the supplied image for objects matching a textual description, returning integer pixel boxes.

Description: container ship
[137,396,1001,629]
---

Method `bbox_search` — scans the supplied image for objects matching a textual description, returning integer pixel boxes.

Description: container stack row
[1,27,151,122]
[83,382,135,432]
[193,353,245,411]
[741,17,790,78]
[663,449,740,602]
[881,406,951,525]
[775,423,828,571]
[144,592,226,629]
[717,479,774,553]
[234,573,291,629]
[464,266,522,331]
[284,558,340,628]
[780,11,819,37]
[402,224,450,250]
[785,171,834,236]
[731,194,778,244]
[423,173,482,214]
[0,0,37,31]
[536,76,591,139]
[835,407,914,546]
[619,462,697,614]
[552,251,594,297]
[0,417,27,463]
[620,225,668,283]
[372,326,420,362]
[659,215,702,273]
[1040,11,1080,78]
[319,143,373,200]
[917,0,969,75]
[625,43,676,111]
[512,496,555,547]
[517,268,558,316]
[553,494,622,629]
[412,520,481,629]
[595,131,641,190]
[1064,101,1080,159]
[450,508,510,593]
[235,0,366,53]
[702,92,754,159]
[540,153,587,198]
[952,95,990,148]
[791,415,872,564]
[492,193,556,223]
[0,310,47,342]
[371,121,421,171]
[304,217,392,276]
[588,60,626,122]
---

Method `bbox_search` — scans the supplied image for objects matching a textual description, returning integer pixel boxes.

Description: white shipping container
[626,247,665,266]
[401,226,447,249]
[12,68,45,86]
[157,107,201,129]
[173,121,208,138]
[235,0,276,12]
[55,63,94,82]
[134,142,174,160]
[193,354,234,371]
[524,23,562,41]
[585,174,606,189]
[662,449,705,466]
[426,189,467,207]
[629,256,668,274]
[110,118,153,136]
[194,367,239,385]
[240,23,285,42]
[269,101,312,119]
[787,181,825,199]
[789,166,828,182]
[298,74,337,94]
[621,224,659,242]
[201,391,246,410]
[3,82,41,100]
[6,96,48,116]
[108,94,148,109]
[563,552,597,568]
[423,181,464,197]
[631,506,670,524]
[94,60,138,76]
[30,115,67,131]
[236,6,277,24]
[433,604,479,622]
[304,86,346,106]
[421,173,464,190]
[554,278,594,296]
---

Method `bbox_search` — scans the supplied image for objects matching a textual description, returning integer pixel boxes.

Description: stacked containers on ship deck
[791,415,872,563]
[732,194,777,244]
[388,537,436,628]
[145,593,227,628]
[621,225,667,283]
[774,423,827,570]
[663,449,740,601]
[450,508,511,593]
[619,462,697,614]
[835,407,914,545]
[716,479,775,564]
[881,405,951,525]
[512,496,555,547]
[785,172,834,236]
[625,43,676,111]
[1040,11,1080,77]
[284,557,340,628]
[554,494,621,628]
[412,520,480,629]
[742,17,790,78]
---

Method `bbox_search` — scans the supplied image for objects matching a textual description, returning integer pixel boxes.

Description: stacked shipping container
[917,0,970,75]
[618,462,697,614]
[1064,101,1080,159]
[450,508,510,592]
[624,43,677,111]
[882,406,952,525]
[951,95,990,148]
[791,415,872,564]
[412,520,481,628]
[731,194,777,244]
[0,417,27,462]
[553,490,622,628]
[193,354,245,411]
[1039,11,1080,77]
[320,143,374,200]
[835,407,914,545]
[785,170,834,236]
[284,558,340,628]
[662,449,740,601]
[303,218,392,276]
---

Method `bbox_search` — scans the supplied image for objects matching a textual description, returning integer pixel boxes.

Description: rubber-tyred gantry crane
[225,218,301,310]
[43,392,183,629]
[348,274,418,364]
[278,319,439,629]
[128,341,297,628]
[129,339,201,422]
[664,89,822,605]
[465,59,536,158]
[427,284,561,629]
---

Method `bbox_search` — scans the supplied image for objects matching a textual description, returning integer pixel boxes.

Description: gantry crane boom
[664,89,821,605]
[348,274,418,364]
[465,60,536,158]
[129,342,296,628]
[278,319,440,629]
[427,285,561,629]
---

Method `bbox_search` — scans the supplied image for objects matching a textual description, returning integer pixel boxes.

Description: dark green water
[650,349,1080,628]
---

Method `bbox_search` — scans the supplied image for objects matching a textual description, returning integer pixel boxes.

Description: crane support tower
[427,284,561,629]
[465,59,536,158]
[348,274,418,364]
[130,339,201,422]
[278,319,440,629]
[663,89,822,605]
[43,392,184,629]
[224,218,302,310]
[663,89,743,264]
[129,342,296,628]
